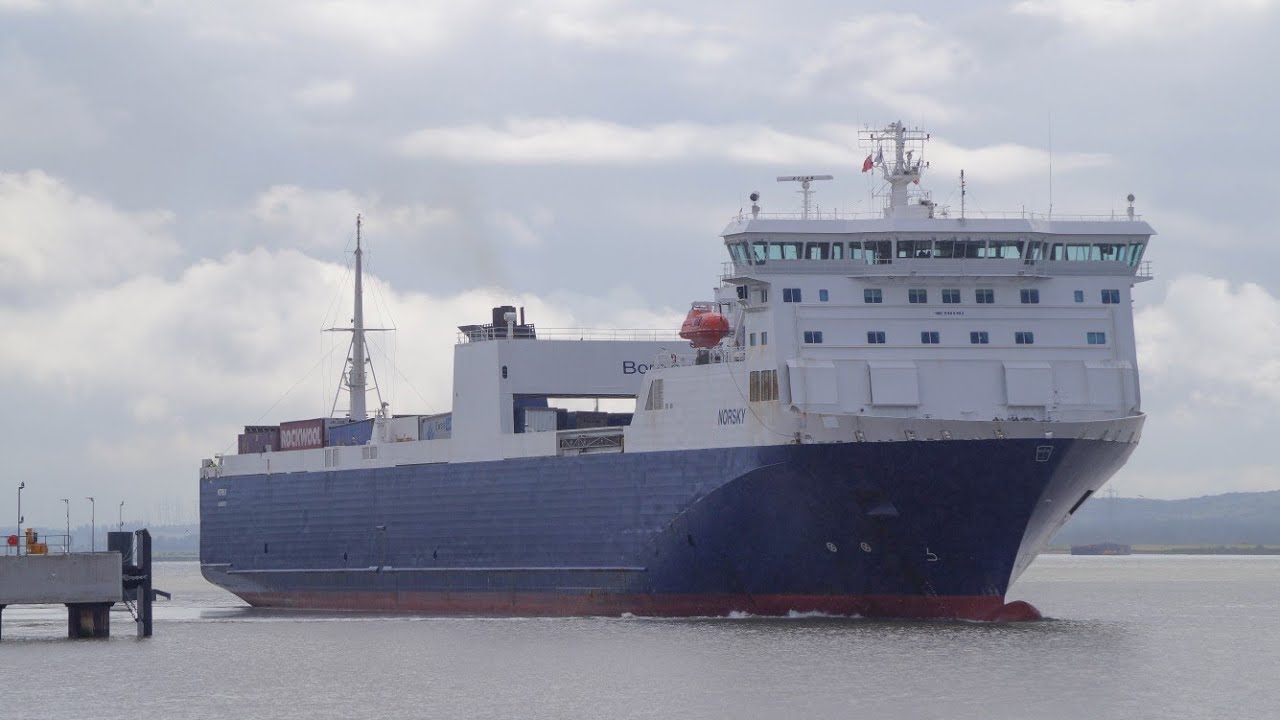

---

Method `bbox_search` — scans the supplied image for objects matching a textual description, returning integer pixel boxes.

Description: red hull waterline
[237,591,1042,622]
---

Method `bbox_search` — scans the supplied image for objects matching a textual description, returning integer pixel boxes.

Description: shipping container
[327,418,374,446]
[419,413,452,441]
[279,418,327,451]
[237,429,279,454]
[523,407,558,433]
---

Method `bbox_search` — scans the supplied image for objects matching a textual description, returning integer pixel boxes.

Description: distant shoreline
[1046,545,1280,556]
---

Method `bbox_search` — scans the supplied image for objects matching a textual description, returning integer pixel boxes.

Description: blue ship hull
[199,438,1134,619]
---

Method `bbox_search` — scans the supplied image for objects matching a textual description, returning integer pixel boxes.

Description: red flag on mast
[861,154,874,172]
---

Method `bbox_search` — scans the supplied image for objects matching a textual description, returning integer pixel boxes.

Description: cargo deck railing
[458,327,679,343]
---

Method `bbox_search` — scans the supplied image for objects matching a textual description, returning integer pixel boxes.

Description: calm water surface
[1,556,1276,719]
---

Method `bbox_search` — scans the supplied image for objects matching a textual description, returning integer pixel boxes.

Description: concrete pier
[0,553,123,640]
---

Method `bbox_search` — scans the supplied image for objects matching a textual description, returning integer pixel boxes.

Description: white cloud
[926,138,1110,185]
[791,13,975,119]
[252,185,458,250]
[0,170,177,297]
[397,118,854,165]
[513,2,737,66]
[294,78,354,108]
[1012,0,1276,41]
[1137,274,1280,410]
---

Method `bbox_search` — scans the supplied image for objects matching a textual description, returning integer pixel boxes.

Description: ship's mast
[860,121,931,218]
[349,214,368,421]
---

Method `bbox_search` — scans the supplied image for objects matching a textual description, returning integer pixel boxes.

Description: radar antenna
[776,175,834,219]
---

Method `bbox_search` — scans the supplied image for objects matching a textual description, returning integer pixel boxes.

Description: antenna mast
[348,214,368,421]
[776,175,834,219]
[325,215,392,422]
[960,169,966,221]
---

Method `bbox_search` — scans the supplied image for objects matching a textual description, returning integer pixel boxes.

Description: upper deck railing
[457,327,680,344]
[730,209,1145,223]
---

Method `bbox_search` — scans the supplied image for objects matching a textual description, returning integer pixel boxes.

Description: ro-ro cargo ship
[200,123,1153,620]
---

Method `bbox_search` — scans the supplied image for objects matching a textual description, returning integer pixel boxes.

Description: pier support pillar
[67,602,113,639]
[0,604,5,641]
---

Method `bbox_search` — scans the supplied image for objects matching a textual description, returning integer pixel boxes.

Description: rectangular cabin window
[942,288,961,304]
[803,331,824,344]
[1020,289,1040,304]
[737,285,749,300]
[819,289,829,302]
[759,288,768,303]
[976,288,995,304]
[761,332,768,345]
[864,288,883,304]
[867,331,886,344]
[831,242,844,260]
[782,288,802,303]
[970,331,989,344]
[909,288,928,304]
[1088,331,1107,345]
[1015,331,1035,345]
[898,239,933,259]
[749,333,757,347]
[921,331,940,344]
[1102,289,1121,304]
[1074,290,1084,303]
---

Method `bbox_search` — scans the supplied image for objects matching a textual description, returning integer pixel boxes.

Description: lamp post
[17,481,24,552]
[87,496,95,552]
[61,498,70,552]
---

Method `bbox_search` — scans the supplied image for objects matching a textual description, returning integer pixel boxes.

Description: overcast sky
[2,0,1278,530]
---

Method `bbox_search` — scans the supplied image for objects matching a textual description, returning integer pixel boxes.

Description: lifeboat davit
[678,302,730,349]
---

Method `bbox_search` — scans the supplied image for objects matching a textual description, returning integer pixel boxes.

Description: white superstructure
[209,123,1151,486]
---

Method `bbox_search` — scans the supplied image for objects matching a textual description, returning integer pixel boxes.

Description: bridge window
[803,331,824,344]
[751,241,768,263]
[921,331,940,344]
[1015,331,1035,345]
[957,239,985,258]
[805,242,829,260]
[970,331,989,344]
[976,288,995,304]
[1074,290,1084,303]
[867,331,886,344]
[934,238,956,258]
[770,242,802,260]
[864,288,883,304]
[1087,332,1107,345]
[782,288,802,303]
[852,240,892,264]
[819,289,829,302]
[1020,289,1040,304]
[909,288,928,304]
[1128,242,1146,266]
[1025,241,1045,261]
[898,239,933,259]
[1102,289,1121,304]
[1098,243,1127,262]
[942,289,960,304]
[988,240,1025,259]
[728,242,749,264]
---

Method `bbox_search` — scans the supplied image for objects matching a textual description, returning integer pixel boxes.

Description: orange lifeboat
[678,302,731,349]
